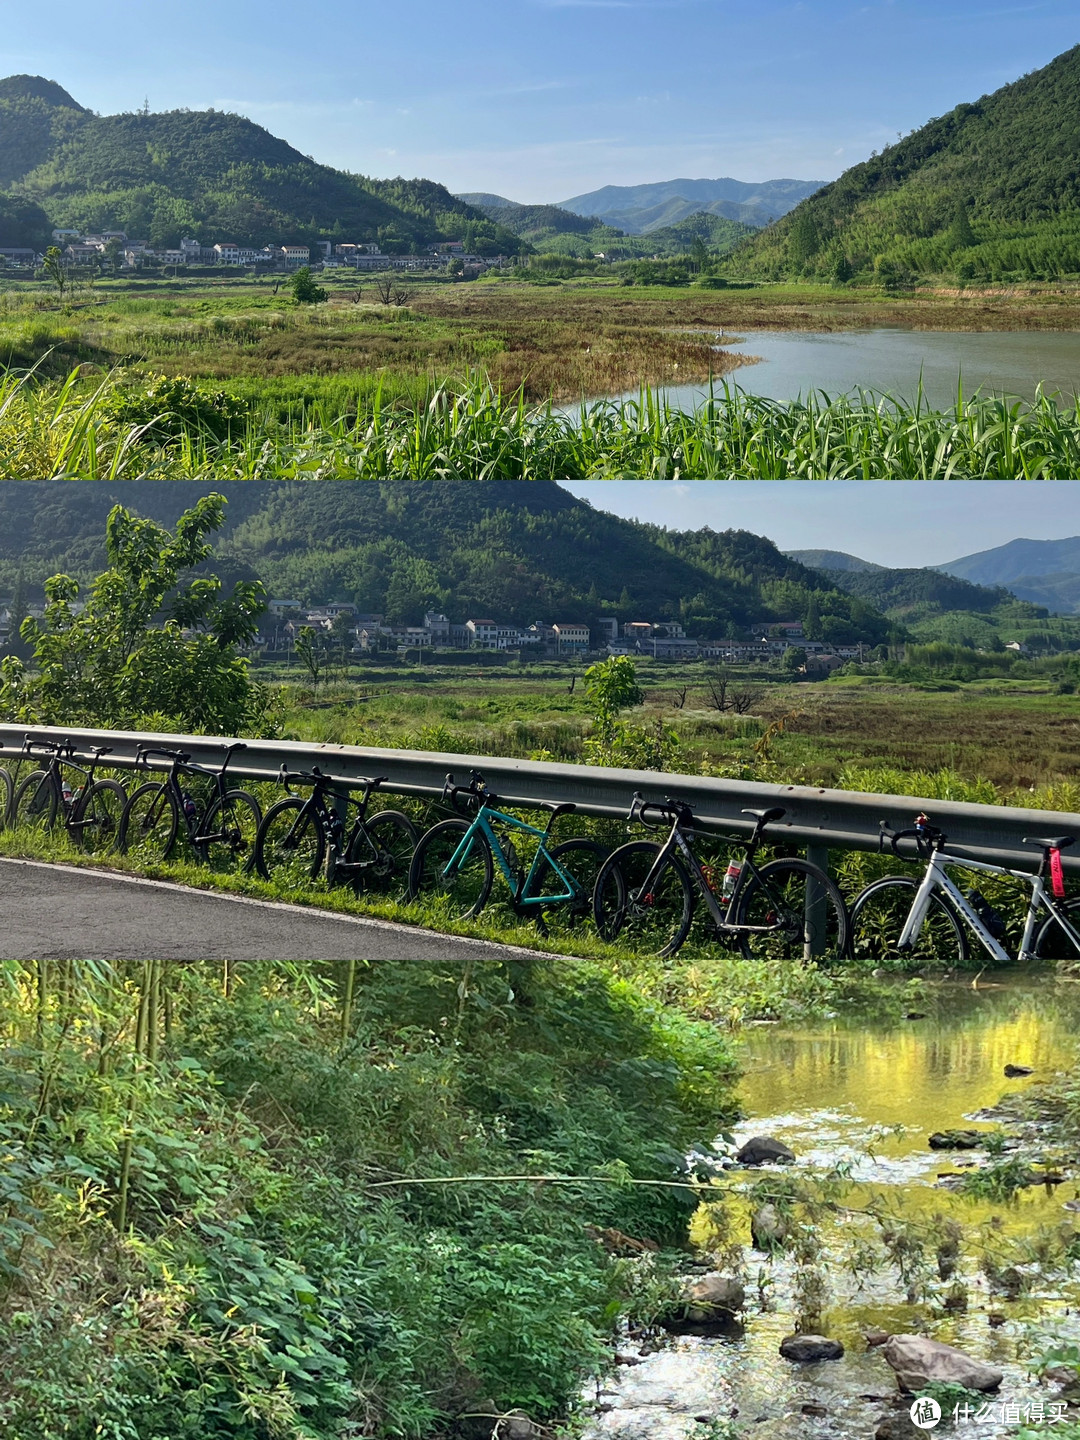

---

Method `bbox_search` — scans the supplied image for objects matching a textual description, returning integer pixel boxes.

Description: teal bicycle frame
[444,804,578,907]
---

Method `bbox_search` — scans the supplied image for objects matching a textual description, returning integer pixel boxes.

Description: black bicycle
[7,736,127,854]
[254,766,418,893]
[118,742,261,872]
[593,794,849,960]
[0,745,13,831]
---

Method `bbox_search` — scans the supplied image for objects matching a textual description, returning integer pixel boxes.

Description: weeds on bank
[5,366,1080,477]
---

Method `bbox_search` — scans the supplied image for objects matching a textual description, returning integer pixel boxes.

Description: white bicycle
[850,813,1080,966]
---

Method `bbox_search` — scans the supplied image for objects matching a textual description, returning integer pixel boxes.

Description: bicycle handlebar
[628,791,693,828]
[276,764,387,794]
[442,770,496,814]
[879,814,947,860]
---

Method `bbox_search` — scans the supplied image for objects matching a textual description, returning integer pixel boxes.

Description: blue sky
[3,2,1077,199]
[562,483,1080,566]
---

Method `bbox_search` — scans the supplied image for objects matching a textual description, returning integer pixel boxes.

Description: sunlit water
[586,978,1080,1440]
[618,329,1080,410]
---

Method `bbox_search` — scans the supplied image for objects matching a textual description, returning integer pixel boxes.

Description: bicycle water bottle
[61,780,74,806]
[183,792,198,822]
[720,860,742,904]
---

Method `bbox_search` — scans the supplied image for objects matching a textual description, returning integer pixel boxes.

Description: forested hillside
[735,44,1080,284]
[0,76,524,254]
[0,481,890,642]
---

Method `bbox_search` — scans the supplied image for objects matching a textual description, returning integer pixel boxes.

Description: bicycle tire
[1033,896,1080,961]
[119,782,180,861]
[592,840,695,957]
[848,874,968,967]
[202,789,261,873]
[408,818,493,920]
[0,766,13,829]
[11,770,59,834]
[255,796,325,885]
[71,778,127,854]
[734,857,849,962]
[349,809,418,894]
[532,838,608,933]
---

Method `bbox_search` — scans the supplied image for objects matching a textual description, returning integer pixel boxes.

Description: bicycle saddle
[742,807,786,825]
[542,802,576,818]
[1022,834,1075,849]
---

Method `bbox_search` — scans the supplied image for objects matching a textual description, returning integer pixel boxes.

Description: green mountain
[0,481,890,645]
[815,566,1009,615]
[784,549,885,573]
[0,76,526,255]
[736,44,1080,284]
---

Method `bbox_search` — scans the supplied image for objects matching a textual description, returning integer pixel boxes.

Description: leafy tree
[40,245,67,299]
[289,266,327,304]
[294,624,326,693]
[584,655,644,719]
[782,645,807,672]
[0,494,268,733]
[945,201,976,252]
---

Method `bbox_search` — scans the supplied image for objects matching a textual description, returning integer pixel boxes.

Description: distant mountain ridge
[557,177,827,233]
[939,536,1080,614]
[784,549,885,573]
[0,75,525,254]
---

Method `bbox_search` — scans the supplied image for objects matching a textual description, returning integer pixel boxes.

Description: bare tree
[373,275,411,306]
[672,686,687,709]
[730,686,763,715]
[705,668,731,712]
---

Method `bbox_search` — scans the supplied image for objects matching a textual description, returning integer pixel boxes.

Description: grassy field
[270,661,1080,797]
[5,272,1080,401]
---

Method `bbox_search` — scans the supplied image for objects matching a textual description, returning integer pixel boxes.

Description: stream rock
[751,1202,791,1251]
[928,1129,983,1150]
[779,1334,845,1362]
[882,1335,1003,1393]
[1004,1064,1035,1077]
[735,1136,796,1166]
[661,1274,745,1331]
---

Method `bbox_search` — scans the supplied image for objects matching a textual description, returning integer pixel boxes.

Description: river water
[645,330,1080,410]
[586,977,1080,1440]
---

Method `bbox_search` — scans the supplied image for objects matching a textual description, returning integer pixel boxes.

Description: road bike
[0,745,13,830]
[849,813,1080,966]
[407,770,607,933]
[7,736,127,854]
[118,742,261,873]
[254,766,417,893]
[592,794,849,960]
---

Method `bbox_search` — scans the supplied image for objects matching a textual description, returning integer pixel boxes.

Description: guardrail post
[805,843,830,959]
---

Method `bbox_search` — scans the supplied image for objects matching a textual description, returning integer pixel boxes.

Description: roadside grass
[5,365,1080,477]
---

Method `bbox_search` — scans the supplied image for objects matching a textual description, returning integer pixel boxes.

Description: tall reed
[3,365,1080,478]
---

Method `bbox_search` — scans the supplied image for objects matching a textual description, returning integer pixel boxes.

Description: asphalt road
[0,858,537,961]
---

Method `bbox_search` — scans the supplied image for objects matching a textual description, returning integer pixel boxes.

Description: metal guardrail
[2,722,1079,873]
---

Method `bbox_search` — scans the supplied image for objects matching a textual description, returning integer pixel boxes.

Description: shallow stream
[586,977,1080,1440]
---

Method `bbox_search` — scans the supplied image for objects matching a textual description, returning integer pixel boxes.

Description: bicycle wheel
[202,790,261,873]
[734,858,849,962]
[531,838,608,934]
[408,818,493,920]
[1034,897,1080,961]
[11,770,58,835]
[593,840,695,957]
[0,767,13,829]
[71,778,127,855]
[255,796,325,886]
[119,782,180,861]
[848,874,967,967]
[349,809,419,894]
